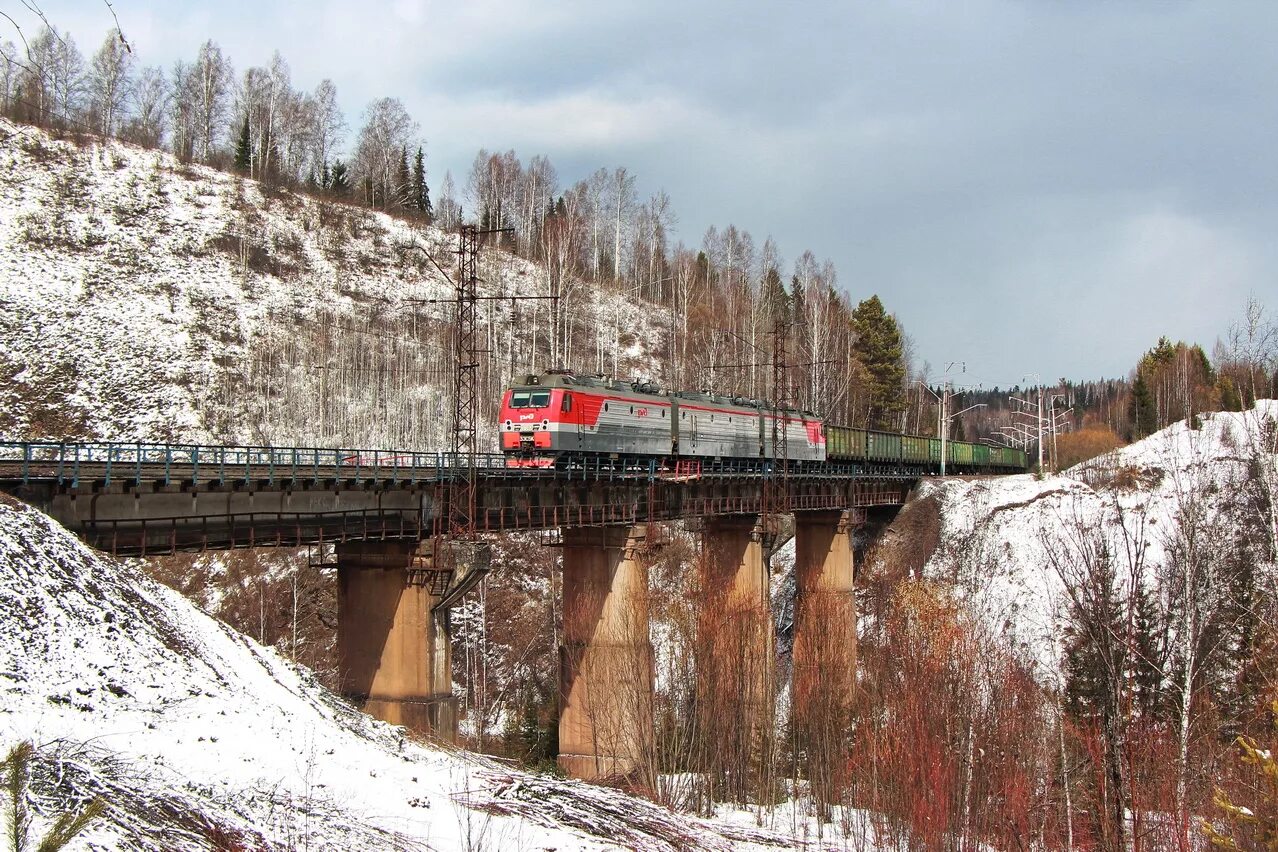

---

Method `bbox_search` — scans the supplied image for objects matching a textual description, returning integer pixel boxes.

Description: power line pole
[763,314,789,548]
[920,362,983,477]
[941,382,950,477]
[1036,384,1044,473]
[1006,375,1071,473]
[451,224,517,538]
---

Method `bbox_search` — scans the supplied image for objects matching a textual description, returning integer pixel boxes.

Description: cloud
[424,88,711,156]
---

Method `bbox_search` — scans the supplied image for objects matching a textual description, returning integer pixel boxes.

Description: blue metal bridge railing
[0,441,513,488]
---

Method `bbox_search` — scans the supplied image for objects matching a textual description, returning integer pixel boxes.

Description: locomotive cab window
[561,393,573,413]
[511,391,551,409]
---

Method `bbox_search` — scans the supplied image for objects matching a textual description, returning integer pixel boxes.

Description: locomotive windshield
[511,390,551,408]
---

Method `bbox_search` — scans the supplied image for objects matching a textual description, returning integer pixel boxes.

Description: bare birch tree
[354,96,418,208]
[0,40,17,115]
[125,65,168,147]
[191,40,232,163]
[609,167,636,282]
[307,78,345,183]
[86,28,132,137]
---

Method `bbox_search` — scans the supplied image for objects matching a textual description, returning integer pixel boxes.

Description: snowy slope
[0,494,805,850]
[910,402,1278,675]
[0,119,668,449]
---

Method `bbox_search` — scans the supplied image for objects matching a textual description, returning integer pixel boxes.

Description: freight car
[498,372,1027,474]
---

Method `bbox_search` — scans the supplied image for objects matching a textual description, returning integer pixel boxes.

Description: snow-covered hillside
[0,493,809,850]
[907,402,1278,676]
[0,119,667,448]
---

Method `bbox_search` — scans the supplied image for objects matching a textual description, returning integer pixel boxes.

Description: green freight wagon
[988,446,1013,469]
[825,424,868,460]
[902,435,929,463]
[973,443,990,466]
[866,431,902,462]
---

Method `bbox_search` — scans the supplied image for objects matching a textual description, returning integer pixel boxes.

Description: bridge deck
[0,441,925,487]
[0,441,923,557]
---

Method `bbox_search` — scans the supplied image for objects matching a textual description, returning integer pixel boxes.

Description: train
[498,371,1028,473]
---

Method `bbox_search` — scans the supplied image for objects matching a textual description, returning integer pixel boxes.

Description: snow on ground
[0,494,814,850]
[915,402,1278,677]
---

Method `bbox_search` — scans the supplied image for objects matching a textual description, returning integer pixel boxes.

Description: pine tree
[761,266,789,325]
[233,116,251,174]
[1131,373,1157,439]
[3,741,104,851]
[851,295,907,430]
[789,274,806,368]
[329,159,349,194]
[1202,701,1278,849]
[1131,585,1165,719]
[412,147,432,217]
[1218,376,1243,412]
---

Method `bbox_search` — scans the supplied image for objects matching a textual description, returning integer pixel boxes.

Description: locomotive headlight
[504,420,512,430]
[541,419,550,430]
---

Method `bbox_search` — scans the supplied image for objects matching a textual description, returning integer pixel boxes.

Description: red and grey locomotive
[498,371,825,466]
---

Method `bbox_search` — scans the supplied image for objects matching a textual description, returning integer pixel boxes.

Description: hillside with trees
[1,26,925,435]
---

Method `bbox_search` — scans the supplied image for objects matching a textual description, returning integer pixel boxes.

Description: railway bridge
[1,440,927,781]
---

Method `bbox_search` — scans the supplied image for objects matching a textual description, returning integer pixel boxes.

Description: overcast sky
[39,0,1278,388]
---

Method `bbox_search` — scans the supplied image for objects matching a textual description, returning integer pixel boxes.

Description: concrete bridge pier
[336,540,456,740]
[791,510,858,740]
[699,515,773,794]
[700,516,772,760]
[559,524,654,782]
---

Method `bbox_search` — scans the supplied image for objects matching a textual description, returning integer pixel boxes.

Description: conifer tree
[851,295,907,430]
[3,741,104,851]
[329,159,349,194]
[1131,373,1157,439]
[761,266,789,325]
[1218,376,1243,412]
[412,147,432,217]
[233,116,251,174]
[1202,701,1278,849]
